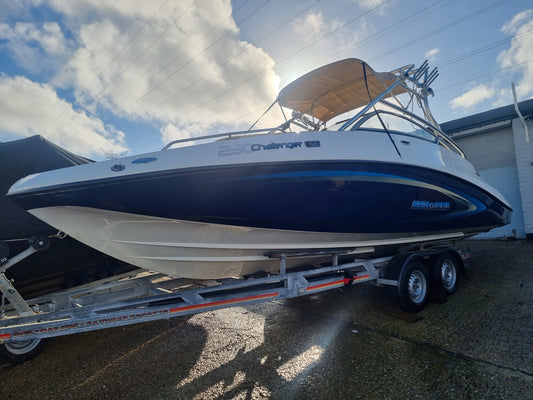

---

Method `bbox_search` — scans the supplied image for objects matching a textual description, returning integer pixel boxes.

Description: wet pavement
[1,240,532,399]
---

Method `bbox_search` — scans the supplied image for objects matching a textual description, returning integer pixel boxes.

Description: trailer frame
[0,237,464,363]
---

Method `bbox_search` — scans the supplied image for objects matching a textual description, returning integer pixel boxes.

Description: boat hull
[29,206,469,279]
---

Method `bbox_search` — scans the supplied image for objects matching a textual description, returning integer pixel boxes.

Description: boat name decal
[218,141,320,156]
[411,200,450,210]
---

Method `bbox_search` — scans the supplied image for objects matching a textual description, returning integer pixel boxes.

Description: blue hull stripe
[10,161,510,234]
[241,169,487,218]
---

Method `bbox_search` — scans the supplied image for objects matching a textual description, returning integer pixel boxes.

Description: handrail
[161,116,315,151]
[161,127,285,150]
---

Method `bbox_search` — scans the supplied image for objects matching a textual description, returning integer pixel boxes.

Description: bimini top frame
[277,58,463,157]
[163,58,463,158]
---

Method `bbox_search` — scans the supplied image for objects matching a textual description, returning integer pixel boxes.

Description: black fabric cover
[0,136,134,297]
[0,135,92,240]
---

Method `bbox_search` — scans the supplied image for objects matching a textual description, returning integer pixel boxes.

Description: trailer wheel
[432,253,459,295]
[0,339,45,364]
[399,260,430,313]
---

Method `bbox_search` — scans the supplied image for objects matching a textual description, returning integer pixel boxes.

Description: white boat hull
[30,206,465,279]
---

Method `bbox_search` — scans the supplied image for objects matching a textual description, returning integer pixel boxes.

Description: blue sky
[0,0,532,159]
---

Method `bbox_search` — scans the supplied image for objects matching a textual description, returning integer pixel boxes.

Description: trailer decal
[6,310,172,339]
[80,310,169,327]
[306,274,372,292]
[169,292,280,314]
[307,279,346,292]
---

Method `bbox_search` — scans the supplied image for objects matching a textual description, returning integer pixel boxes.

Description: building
[441,99,533,239]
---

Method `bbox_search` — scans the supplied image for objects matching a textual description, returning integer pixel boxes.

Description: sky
[0,0,532,159]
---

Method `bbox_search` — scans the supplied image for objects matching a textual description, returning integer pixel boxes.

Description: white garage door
[454,128,525,239]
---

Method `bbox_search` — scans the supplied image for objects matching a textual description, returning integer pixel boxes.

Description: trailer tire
[432,252,459,296]
[399,260,430,313]
[0,339,45,364]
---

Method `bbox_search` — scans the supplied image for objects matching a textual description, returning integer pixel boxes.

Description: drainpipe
[511,82,530,143]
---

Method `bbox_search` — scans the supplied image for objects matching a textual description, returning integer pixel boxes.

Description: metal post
[0,246,37,274]
[0,272,34,316]
[0,245,39,316]
[280,254,287,275]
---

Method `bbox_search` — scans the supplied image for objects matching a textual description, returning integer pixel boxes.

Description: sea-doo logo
[411,200,450,210]
[218,141,320,156]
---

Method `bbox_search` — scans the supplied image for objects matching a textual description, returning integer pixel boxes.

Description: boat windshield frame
[330,63,464,157]
[344,109,439,143]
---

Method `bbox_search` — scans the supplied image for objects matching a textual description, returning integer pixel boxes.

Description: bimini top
[277,58,408,123]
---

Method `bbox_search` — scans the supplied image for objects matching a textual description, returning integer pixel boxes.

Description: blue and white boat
[7,59,511,279]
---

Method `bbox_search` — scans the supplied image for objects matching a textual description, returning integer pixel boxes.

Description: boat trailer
[0,236,464,363]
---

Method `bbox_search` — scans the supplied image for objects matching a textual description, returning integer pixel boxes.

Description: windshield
[339,111,437,142]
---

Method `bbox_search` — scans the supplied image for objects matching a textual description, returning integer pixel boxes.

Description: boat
[7,59,512,279]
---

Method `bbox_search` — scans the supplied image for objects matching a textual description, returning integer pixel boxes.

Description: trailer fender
[383,252,420,295]
[384,248,465,295]
[384,252,433,313]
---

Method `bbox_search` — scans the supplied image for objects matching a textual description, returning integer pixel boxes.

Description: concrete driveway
[1,240,532,399]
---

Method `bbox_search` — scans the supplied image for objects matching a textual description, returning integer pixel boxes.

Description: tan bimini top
[277,58,407,123]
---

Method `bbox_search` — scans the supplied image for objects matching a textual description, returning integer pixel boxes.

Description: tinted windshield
[343,111,436,142]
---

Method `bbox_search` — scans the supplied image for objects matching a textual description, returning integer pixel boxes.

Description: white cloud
[498,9,533,98]
[0,21,70,73]
[48,0,281,142]
[292,10,358,47]
[286,10,364,74]
[450,84,495,110]
[424,48,439,61]
[0,21,67,54]
[0,75,127,158]
[501,9,533,35]
[0,0,284,151]
[293,12,329,42]
[160,121,206,148]
[356,0,387,9]
[354,0,389,16]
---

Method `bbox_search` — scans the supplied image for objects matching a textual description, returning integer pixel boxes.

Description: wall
[453,125,526,239]
[512,118,533,238]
